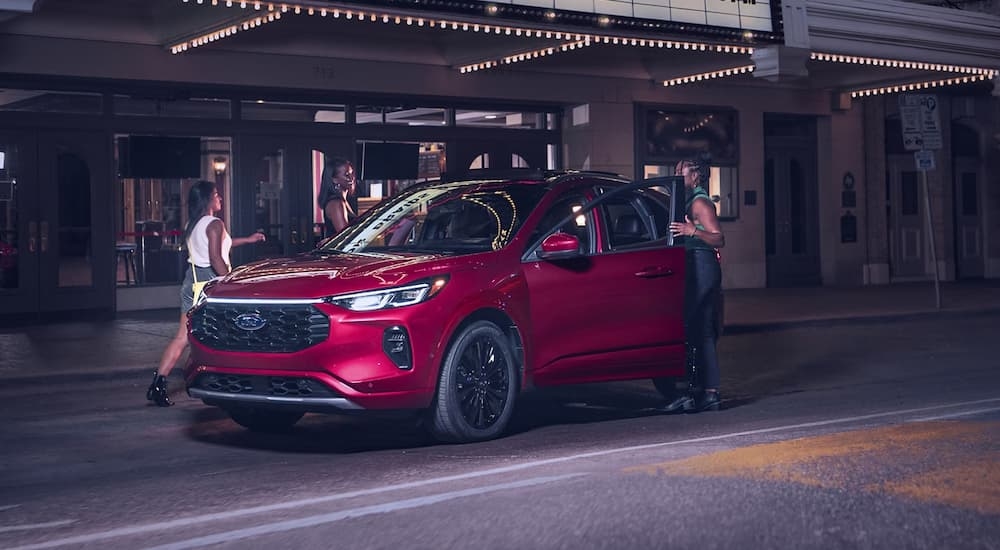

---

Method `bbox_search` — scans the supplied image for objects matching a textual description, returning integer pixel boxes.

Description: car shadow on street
[181,380,764,452]
[183,407,438,453]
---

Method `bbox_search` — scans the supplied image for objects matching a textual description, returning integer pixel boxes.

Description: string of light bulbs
[848,72,996,98]
[663,64,755,87]
[811,52,993,76]
[169,10,282,53]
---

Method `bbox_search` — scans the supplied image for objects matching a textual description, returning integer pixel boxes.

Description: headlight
[326,277,448,312]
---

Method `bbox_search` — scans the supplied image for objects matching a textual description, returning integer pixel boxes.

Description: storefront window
[355,105,447,126]
[645,108,738,163]
[455,110,549,129]
[644,164,739,220]
[241,100,346,123]
[352,142,445,217]
[113,95,231,118]
[115,135,232,286]
[0,89,102,114]
[641,107,739,219]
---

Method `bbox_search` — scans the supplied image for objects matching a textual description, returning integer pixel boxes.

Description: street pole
[920,170,941,309]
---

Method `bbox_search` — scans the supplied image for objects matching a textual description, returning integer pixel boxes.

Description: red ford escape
[185,170,688,443]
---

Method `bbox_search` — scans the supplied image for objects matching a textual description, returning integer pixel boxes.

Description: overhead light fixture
[213,157,228,174]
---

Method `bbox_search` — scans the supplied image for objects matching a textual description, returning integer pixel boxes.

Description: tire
[426,320,518,443]
[227,408,304,433]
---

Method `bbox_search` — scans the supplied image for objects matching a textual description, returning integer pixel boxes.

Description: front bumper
[184,300,444,411]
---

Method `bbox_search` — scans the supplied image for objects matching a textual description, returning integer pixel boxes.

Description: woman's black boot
[146,372,174,407]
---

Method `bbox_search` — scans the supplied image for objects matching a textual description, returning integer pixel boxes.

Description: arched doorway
[952,121,983,279]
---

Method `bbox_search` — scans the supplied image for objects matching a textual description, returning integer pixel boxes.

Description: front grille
[191,303,329,352]
[191,374,339,397]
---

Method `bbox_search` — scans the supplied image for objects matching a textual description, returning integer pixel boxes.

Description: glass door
[0,132,38,314]
[235,135,354,266]
[0,130,114,317]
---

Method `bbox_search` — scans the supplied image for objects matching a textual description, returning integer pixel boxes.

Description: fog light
[383,326,412,370]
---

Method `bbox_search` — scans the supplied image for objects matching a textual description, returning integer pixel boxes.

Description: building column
[862,97,890,284]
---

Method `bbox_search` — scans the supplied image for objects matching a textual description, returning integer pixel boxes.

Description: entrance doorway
[0,130,114,319]
[952,122,983,279]
[235,135,354,266]
[763,115,821,287]
[886,156,927,280]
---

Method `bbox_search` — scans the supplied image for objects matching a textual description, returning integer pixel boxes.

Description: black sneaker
[696,391,721,412]
[658,394,696,414]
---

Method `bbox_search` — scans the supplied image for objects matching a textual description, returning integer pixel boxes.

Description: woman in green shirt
[665,158,726,412]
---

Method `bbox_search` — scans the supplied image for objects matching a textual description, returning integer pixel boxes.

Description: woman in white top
[146,180,265,407]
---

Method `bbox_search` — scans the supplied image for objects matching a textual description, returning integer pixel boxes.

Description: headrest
[614,214,642,235]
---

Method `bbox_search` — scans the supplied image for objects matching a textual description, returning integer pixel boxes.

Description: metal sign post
[920,169,941,310]
[902,94,942,309]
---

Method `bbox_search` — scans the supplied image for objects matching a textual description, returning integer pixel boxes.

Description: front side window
[525,190,594,258]
[322,181,548,255]
[597,186,671,252]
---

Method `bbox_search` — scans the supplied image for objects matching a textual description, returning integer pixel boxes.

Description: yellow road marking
[873,458,1000,515]
[626,421,999,514]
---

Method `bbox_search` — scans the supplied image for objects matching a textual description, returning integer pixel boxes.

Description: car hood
[206,252,461,300]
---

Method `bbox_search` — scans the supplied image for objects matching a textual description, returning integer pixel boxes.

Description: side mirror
[537,232,581,261]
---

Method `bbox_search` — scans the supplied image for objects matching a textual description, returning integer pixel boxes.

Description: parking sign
[899,94,942,151]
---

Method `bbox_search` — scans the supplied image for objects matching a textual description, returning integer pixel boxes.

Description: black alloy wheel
[427,320,518,443]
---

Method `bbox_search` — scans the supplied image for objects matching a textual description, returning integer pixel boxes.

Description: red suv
[185,170,688,442]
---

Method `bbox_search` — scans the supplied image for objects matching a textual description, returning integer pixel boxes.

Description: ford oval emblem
[234,313,267,331]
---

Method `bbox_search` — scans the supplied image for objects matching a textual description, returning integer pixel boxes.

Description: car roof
[434,168,630,186]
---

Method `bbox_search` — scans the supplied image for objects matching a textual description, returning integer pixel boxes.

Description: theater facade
[0,0,998,319]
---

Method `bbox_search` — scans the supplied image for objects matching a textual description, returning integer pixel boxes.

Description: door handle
[28,221,37,253]
[635,266,674,278]
[40,221,49,253]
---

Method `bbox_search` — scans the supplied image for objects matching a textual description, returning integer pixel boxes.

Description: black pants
[685,248,722,390]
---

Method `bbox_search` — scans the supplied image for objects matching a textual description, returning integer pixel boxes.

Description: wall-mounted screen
[357,142,419,180]
[117,136,201,179]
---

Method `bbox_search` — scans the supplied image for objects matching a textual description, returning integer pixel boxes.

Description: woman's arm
[232,231,265,247]
[205,219,230,276]
[670,197,725,248]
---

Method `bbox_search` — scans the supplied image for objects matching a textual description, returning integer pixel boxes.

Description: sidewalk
[2,280,1000,384]
[722,279,1000,330]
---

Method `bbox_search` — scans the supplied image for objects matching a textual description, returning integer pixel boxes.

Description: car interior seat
[612,213,648,248]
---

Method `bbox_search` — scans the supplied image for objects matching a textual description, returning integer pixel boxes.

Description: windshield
[319,180,549,255]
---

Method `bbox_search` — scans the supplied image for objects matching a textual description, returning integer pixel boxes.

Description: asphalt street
[0,313,998,550]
